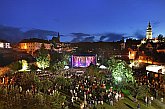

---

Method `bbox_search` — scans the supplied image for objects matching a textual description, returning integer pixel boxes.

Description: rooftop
[0,39,9,43]
[19,38,50,43]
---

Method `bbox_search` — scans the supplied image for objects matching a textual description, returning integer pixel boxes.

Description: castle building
[19,38,51,56]
[146,22,152,39]
[52,32,60,43]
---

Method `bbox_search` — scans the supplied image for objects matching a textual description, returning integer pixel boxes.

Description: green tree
[62,53,70,65]
[9,61,22,72]
[19,60,29,71]
[50,51,62,63]
[54,76,70,90]
[50,61,65,74]
[127,83,149,100]
[50,91,66,109]
[107,57,134,84]
[34,75,43,92]
[19,72,36,92]
[36,43,50,70]
[41,79,52,94]
[29,64,38,72]
[86,65,99,78]
[86,65,106,83]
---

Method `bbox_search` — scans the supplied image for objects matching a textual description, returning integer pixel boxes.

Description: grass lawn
[95,97,159,109]
[60,90,165,109]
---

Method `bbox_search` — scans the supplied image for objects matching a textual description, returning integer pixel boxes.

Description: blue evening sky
[0,0,165,42]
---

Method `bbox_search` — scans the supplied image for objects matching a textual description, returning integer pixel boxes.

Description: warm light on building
[129,51,136,60]
[23,43,27,49]
[19,38,51,55]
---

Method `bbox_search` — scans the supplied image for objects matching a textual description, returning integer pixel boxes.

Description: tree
[50,91,66,109]
[34,75,43,92]
[163,74,165,83]
[19,60,29,71]
[62,53,70,65]
[49,61,65,74]
[36,43,50,70]
[107,57,134,84]
[158,34,164,42]
[54,76,70,90]
[29,64,38,72]
[127,83,149,100]
[86,65,99,78]
[50,51,62,63]
[0,85,66,109]
[9,61,22,72]
[41,79,52,94]
[85,64,106,84]
[19,72,36,92]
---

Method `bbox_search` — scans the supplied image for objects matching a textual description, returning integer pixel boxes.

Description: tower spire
[148,21,151,28]
[57,32,60,42]
[146,21,152,39]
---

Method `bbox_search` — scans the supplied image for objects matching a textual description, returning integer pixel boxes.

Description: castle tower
[52,32,60,43]
[57,32,60,42]
[146,22,152,39]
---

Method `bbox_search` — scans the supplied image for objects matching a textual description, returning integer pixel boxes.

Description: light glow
[19,60,30,71]
[116,77,122,81]
[146,65,165,74]
[64,66,69,69]
[99,65,107,69]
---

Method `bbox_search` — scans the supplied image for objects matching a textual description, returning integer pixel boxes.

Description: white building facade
[0,40,11,48]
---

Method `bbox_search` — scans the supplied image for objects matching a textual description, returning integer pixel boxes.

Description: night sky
[0,0,165,42]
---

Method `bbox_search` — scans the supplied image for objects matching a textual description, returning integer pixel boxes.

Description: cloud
[100,33,125,42]
[71,32,126,42]
[133,29,145,39]
[70,37,82,42]
[0,25,57,43]
[100,35,107,41]
[24,29,57,39]
[70,32,91,42]
[0,25,24,42]
[82,36,95,42]
[71,33,90,37]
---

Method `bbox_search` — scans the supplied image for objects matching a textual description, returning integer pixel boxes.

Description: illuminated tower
[146,22,152,39]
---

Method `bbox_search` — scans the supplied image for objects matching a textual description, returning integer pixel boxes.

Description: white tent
[64,66,69,69]
[99,65,107,69]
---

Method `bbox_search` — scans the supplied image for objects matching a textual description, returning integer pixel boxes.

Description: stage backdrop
[71,54,97,67]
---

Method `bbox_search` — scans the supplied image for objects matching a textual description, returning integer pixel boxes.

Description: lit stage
[71,54,97,67]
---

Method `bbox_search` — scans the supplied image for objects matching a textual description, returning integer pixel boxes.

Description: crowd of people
[66,73,124,108]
